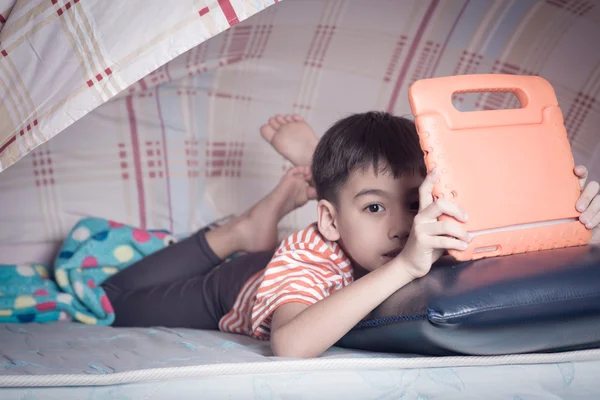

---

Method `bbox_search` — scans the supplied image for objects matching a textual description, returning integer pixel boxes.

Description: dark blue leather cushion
[337,245,600,355]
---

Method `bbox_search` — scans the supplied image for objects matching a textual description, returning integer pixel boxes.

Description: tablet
[408,74,590,260]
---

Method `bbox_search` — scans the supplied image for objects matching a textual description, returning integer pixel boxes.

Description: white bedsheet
[1,322,600,399]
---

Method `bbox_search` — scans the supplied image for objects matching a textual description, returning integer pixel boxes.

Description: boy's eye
[365,204,385,213]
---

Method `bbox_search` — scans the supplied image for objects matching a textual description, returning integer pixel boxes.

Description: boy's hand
[574,166,600,242]
[398,169,469,279]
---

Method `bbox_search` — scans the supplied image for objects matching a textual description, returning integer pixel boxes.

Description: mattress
[1,323,600,399]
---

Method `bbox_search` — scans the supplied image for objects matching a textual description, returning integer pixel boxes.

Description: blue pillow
[338,246,600,355]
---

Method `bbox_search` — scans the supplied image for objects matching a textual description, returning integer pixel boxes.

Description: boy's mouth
[382,239,407,259]
[382,248,401,259]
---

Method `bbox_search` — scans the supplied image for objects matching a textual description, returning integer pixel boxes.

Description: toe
[260,123,275,141]
[285,165,300,175]
[283,114,295,123]
[286,165,306,177]
[303,166,313,179]
[269,117,281,130]
[292,114,304,122]
[276,114,287,125]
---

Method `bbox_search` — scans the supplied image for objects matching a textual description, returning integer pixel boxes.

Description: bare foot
[260,114,319,167]
[235,166,317,253]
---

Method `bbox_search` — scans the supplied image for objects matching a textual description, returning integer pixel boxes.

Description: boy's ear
[317,199,340,241]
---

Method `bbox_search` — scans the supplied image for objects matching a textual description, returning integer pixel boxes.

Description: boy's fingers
[584,212,600,230]
[580,196,600,225]
[420,198,468,223]
[428,236,469,251]
[575,165,588,187]
[423,220,469,242]
[577,181,599,212]
[575,165,588,177]
[418,169,439,212]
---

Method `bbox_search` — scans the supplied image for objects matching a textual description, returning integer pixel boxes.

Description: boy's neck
[351,263,368,279]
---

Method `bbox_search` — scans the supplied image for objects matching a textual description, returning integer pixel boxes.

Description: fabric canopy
[0,0,276,171]
[0,0,599,264]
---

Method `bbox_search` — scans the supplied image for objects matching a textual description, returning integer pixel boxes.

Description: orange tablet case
[408,74,591,261]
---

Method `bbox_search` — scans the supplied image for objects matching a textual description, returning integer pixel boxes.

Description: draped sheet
[0,0,277,171]
[0,0,599,263]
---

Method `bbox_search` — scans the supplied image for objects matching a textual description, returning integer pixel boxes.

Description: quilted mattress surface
[1,323,600,399]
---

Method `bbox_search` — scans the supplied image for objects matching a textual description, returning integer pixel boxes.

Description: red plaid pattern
[566,92,597,141]
[384,36,408,83]
[118,143,130,181]
[0,0,275,172]
[199,7,210,17]
[409,40,442,85]
[205,142,244,178]
[1,0,599,259]
[32,149,55,187]
[145,141,165,180]
[219,0,240,26]
[546,0,595,16]
[186,140,201,179]
[387,0,440,113]
[454,51,484,77]
[305,24,336,69]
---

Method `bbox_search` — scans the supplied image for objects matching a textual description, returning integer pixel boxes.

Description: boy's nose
[388,211,412,239]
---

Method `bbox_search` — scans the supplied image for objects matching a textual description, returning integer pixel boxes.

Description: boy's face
[328,165,424,273]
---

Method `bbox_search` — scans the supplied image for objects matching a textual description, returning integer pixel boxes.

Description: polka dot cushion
[0,217,176,325]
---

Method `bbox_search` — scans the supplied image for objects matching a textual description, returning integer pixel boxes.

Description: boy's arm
[270,256,414,358]
[270,169,469,358]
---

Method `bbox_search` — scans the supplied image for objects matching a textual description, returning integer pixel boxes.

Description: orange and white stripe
[219,223,354,339]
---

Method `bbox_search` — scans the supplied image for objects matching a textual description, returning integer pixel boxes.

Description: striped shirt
[219,223,354,339]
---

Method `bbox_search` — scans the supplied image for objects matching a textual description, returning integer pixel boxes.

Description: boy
[255,112,600,358]
[104,112,600,359]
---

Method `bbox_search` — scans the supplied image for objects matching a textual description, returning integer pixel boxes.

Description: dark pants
[101,228,272,329]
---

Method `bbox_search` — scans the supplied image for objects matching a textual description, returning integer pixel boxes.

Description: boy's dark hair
[311,111,426,204]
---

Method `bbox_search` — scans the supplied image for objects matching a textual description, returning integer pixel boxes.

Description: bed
[1,0,600,397]
[1,322,600,399]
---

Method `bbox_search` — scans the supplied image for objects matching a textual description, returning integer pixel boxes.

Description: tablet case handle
[408,74,559,130]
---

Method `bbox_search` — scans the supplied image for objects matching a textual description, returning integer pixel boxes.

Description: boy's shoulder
[276,223,346,262]
[278,222,324,248]
[271,223,353,279]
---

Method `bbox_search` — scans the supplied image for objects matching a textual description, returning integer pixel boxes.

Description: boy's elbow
[270,329,319,359]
